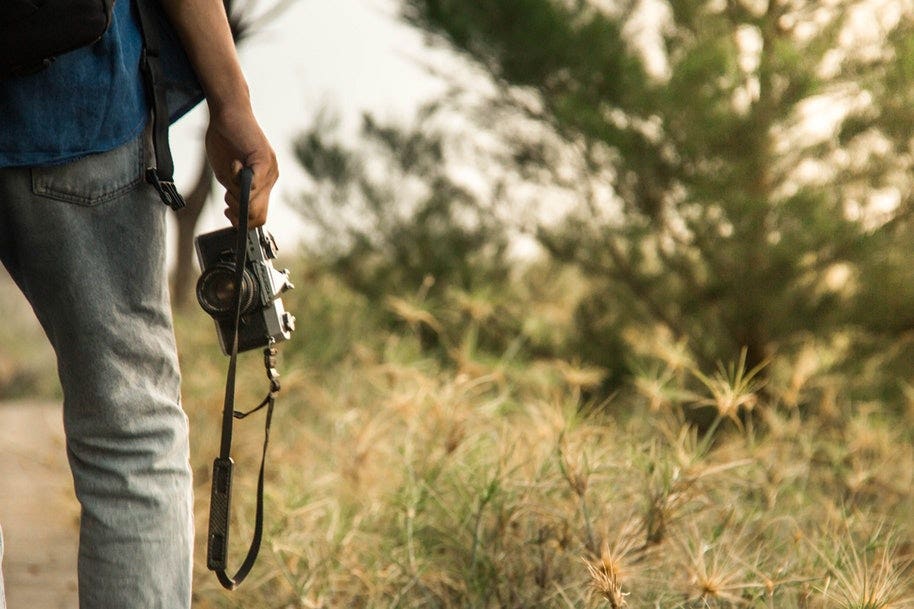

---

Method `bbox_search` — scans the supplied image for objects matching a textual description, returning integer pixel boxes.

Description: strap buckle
[146,168,186,211]
[233,346,281,420]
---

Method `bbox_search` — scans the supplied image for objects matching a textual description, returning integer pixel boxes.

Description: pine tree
[400,0,914,385]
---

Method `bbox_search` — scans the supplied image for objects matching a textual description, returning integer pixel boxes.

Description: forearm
[156,0,250,117]
[155,0,278,227]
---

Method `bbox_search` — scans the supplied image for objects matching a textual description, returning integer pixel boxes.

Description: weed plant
[175,264,914,608]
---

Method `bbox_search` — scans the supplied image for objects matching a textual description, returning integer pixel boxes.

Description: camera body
[195,226,295,355]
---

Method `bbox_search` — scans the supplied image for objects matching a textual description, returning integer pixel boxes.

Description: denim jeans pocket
[30,134,145,206]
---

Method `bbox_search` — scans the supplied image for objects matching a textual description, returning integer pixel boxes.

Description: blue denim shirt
[0,0,148,168]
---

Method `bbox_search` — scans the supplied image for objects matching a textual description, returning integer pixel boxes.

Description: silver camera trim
[195,226,295,355]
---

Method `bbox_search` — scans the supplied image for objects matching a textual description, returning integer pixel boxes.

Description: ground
[0,400,79,609]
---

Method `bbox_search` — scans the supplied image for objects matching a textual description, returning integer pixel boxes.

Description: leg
[0,135,192,609]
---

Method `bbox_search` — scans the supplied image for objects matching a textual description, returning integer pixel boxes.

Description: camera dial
[196,263,257,319]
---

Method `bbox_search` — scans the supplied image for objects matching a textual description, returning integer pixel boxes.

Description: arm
[157,0,278,227]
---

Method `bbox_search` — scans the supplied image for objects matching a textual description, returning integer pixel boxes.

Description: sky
[167,0,455,262]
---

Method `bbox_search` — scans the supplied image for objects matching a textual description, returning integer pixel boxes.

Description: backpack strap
[134,0,185,211]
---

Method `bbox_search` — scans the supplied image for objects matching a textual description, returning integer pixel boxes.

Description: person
[0,0,278,607]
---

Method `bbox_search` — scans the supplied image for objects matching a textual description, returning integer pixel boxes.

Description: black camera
[195,226,295,354]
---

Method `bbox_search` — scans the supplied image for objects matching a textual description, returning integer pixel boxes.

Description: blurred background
[167,0,455,255]
[5,0,914,607]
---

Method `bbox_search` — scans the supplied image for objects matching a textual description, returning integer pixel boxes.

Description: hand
[205,107,278,228]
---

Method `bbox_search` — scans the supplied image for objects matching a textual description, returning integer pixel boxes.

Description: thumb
[231,159,245,181]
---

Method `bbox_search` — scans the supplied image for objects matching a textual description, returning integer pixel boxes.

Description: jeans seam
[32,174,143,206]
[29,138,145,207]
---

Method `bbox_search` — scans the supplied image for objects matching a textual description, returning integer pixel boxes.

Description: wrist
[204,78,253,118]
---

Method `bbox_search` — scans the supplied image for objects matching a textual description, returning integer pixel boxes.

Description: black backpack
[0,0,113,79]
[0,0,203,210]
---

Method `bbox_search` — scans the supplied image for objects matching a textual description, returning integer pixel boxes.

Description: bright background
[167,0,454,260]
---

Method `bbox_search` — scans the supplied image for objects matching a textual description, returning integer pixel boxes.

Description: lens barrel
[196,264,257,318]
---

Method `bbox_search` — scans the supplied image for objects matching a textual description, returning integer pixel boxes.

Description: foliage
[400,0,914,394]
[294,111,521,355]
[295,112,511,302]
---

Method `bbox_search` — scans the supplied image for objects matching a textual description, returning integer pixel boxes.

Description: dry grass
[4,265,911,609]
[168,271,914,609]
[0,273,60,400]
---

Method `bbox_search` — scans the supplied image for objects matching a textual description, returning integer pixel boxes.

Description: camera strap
[206,167,279,590]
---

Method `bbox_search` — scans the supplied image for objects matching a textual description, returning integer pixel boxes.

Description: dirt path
[0,400,79,609]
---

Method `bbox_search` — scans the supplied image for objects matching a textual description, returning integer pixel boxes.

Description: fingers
[205,112,279,228]
[219,161,269,202]
[223,184,269,228]
[222,157,276,228]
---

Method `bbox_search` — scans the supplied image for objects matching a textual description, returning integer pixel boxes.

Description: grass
[0,273,61,400]
[2,265,913,608]
[176,266,914,609]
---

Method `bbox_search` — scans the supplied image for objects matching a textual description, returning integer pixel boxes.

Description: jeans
[0,133,193,608]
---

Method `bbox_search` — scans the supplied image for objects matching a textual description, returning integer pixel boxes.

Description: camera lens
[196,264,256,318]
